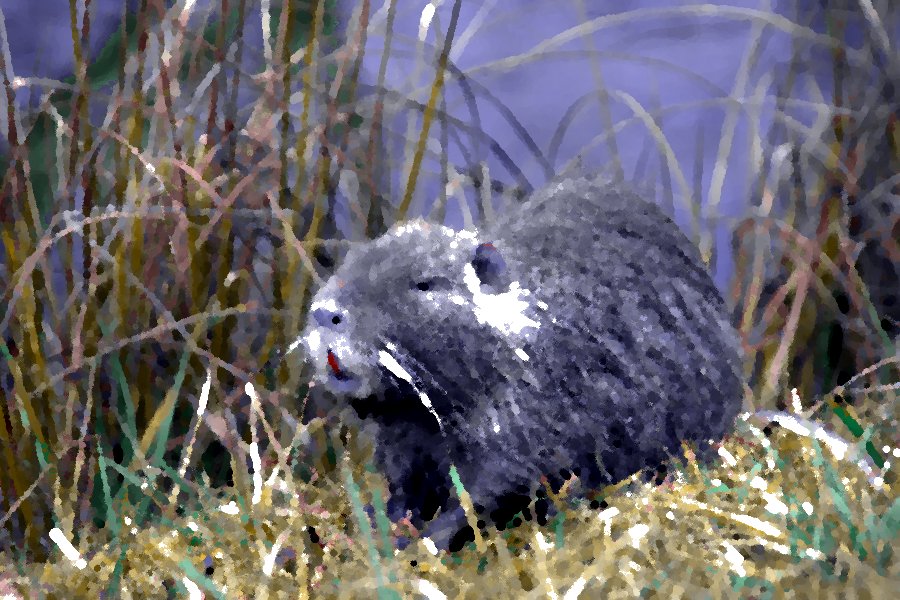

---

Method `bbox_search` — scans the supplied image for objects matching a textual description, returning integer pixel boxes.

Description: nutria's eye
[411,276,452,292]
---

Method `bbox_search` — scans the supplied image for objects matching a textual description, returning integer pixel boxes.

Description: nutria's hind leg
[378,437,452,525]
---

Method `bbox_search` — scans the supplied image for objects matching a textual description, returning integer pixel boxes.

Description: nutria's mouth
[325,349,362,393]
[327,350,344,377]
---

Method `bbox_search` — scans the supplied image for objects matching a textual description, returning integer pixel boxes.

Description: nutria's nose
[312,306,346,328]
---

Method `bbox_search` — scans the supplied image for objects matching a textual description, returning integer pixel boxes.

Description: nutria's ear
[472,242,509,291]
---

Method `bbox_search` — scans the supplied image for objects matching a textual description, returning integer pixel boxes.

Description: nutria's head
[301,219,540,404]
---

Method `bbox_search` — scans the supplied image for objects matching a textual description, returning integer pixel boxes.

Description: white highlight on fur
[311,297,340,314]
[439,224,478,242]
[48,528,87,570]
[393,222,419,237]
[378,349,412,383]
[442,224,479,249]
[305,324,363,385]
[378,350,444,429]
[486,406,502,434]
[298,330,320,356]
[419,393,439,420]
[462,264,539,335]
[514,348,530,362]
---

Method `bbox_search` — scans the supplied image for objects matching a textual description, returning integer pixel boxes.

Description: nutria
[301,172,743,550]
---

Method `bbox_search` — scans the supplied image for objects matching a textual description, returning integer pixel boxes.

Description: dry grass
[2,389,897,598]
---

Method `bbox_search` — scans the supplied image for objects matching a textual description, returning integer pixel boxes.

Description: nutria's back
[482,176,743,483]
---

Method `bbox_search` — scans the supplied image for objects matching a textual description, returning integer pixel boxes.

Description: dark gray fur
[302,174,743,549]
